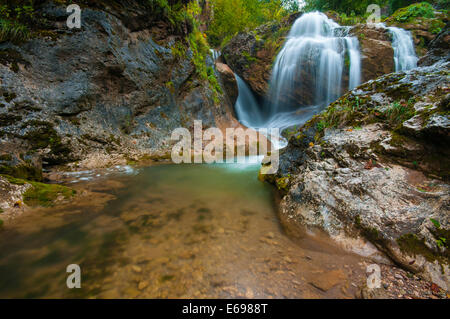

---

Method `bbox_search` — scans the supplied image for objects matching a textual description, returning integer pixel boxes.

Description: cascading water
[267,12,362,119]
[381,25,418,71]
[232,11,364,147]
[235,74,265,128]
[210,49,221,61]
[234,12,363,132]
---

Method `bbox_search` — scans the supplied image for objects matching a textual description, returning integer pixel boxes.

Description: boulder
[351,25,395,82]
[262,62,450,290]
[215,62,238,106]
[419,23,450,66]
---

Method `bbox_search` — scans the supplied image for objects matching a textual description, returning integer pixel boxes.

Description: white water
[377,24,418,71]
[233,12,363,149]
[232,12,417,151]
[210,49,221,61]
[235,74,265,128]
[267,12,362,115]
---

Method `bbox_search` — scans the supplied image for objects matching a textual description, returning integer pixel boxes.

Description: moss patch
[2,174,75,207]
[22,120,72,165]
[0,163,42,181]
[397,233,448,264]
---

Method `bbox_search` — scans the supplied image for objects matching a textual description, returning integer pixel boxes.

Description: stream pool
[0,162,367,298]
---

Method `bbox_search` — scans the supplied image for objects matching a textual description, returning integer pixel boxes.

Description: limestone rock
[263,63,450,290]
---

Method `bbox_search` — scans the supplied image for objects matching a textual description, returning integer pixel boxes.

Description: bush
[0,0,34,43]
[391,2,435,23]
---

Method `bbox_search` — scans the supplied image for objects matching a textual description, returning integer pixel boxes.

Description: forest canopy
[206,0,299,47]
[302,0,449,15]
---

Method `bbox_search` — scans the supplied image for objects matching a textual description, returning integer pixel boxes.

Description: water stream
[0,11,420,300]
[0,164,366,298]
[384,25,418,71]
[235,12,362,133]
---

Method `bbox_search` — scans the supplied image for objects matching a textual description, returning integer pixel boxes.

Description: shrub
[391,2,435,23]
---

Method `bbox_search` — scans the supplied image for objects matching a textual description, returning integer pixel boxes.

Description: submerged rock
[262,62,450,290]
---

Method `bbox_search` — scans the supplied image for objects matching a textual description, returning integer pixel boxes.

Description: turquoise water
[0,163,364,298]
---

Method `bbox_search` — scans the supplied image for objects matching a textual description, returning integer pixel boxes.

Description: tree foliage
[206,0,298,47]
[303,0,446,15]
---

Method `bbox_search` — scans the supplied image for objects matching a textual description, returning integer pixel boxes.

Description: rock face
[0,1,237,173]
[262,62,450,290]
[419,24,450,67]
[351,25,395,82]
[215,62,238,107]
[222,13,301,100]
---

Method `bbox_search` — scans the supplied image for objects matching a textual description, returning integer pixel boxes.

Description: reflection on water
[0,163,366,298]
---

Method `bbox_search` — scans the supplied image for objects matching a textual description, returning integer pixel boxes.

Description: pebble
[131,265,142,273]
[138,281,149,290]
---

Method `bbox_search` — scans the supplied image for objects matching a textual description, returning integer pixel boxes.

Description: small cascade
[375,23,418,71]
[386,26,418,71]
[345,36,362,90]
[234,75,265,128]
[267,12,362,116]
[210,49,221,61]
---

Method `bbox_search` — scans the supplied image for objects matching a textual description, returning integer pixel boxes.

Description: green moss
[275,176,290,192]
[23,181,75,207]
[0,164,42,181]
[22,120,71,164]
[390,2,435,23]
[1,174,75,207]
[0,207,3,214]
[0,219,3,228]
[160,275,175,282]
[0,113,21,126]
[397,233,442,263]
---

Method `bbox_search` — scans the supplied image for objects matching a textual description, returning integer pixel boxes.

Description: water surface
[0,163,366,298]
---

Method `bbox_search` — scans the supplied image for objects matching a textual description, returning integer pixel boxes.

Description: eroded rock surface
[262,62,450,290]
[0,1,236,174]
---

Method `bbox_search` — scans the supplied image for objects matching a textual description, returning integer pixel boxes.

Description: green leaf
[430,218,441,229]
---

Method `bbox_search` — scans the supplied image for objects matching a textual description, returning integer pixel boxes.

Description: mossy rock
[397,233,449,264]
[22,120,72,165]
[2,174,75,207]
[0,164,42,182]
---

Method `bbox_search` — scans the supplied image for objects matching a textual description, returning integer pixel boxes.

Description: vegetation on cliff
[205,0,299,47]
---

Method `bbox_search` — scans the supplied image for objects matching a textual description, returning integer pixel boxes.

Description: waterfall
[235,74,265,128]
[267,12,362,117]
[376,24,418,71]
[387,27,418,71]
[345,37,362,90]
[210,49,221,61]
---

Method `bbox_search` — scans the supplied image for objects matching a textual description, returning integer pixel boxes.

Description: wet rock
[131,265,142,273]
[263,63,450,290]
[222,13,300,100]
[0,176,31,220]
[309,270,346,292]
[419,24,450,66]
[138,281,149,290]
[359,287,389,299]
[0,1,237,179]
[351,25,395,82]
[215,62,238,106]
